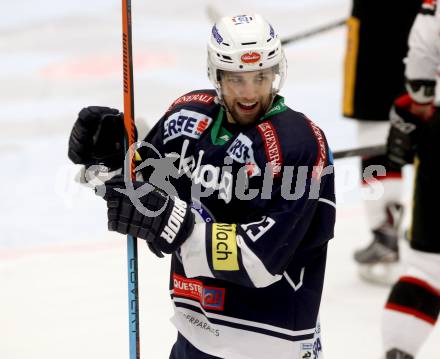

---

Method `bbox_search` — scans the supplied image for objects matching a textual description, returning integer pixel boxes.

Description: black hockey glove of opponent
[68,106,135,171]
[387,94,433,168]
[97,175,195,257]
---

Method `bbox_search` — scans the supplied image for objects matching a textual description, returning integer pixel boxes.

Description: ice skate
[354,203,404,285]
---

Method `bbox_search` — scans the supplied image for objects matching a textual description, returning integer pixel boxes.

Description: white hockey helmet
[207,14,287,99]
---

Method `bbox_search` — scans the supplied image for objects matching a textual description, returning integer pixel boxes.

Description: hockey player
[382,1,440,358]
[68,14,336,359]
[342,0,422,283]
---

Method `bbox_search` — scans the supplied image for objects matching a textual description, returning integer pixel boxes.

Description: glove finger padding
[69,106,119,163]
[78,106,120,129]
[146,241,165,258]
[97,175,195,255]
[107,193,122,232]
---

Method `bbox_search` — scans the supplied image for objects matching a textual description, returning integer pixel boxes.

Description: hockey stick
[205,5,346,46]
[121,1,140,358]
[333,144,386,160]
[206,4,221,22]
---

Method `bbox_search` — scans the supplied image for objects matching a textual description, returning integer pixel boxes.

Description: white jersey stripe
[283,267,305,292]
[172,296,316,337]
[318,197,336,208]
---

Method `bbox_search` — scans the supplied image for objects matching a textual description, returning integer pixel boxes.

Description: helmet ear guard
[207,14,287,101]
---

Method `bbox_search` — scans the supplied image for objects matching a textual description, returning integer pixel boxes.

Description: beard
[223,95,273,126]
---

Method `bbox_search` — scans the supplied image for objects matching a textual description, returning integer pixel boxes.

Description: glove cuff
[157,197,195,253]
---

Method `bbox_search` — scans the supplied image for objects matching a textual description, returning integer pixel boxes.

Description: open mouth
[237,102,258,111]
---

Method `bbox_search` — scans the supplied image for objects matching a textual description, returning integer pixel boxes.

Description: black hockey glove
[68,106,133,171]
[387,94,432,168]
[97,175,195,257]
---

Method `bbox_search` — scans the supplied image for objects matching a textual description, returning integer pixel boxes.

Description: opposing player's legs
[354,121,405,284]
[342,0,420,284]
[382,249,440,358]
[382,115,440,358]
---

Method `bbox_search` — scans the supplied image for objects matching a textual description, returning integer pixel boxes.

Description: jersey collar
[210,95,287,145]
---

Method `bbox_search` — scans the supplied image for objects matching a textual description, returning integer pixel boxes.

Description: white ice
[0,0,438,358]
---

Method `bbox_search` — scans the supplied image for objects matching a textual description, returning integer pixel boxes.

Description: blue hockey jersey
[139,89,336,359]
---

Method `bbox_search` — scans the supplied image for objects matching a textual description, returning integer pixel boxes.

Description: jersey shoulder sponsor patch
[256,121,283,178]
[167,92,215,112]
[163,109,212,144]
[306,118,328,180]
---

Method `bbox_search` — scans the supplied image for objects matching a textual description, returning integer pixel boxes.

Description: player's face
[220,69,275,126]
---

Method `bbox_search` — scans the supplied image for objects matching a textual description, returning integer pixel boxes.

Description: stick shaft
[205,7,346,47]
[126,238,140,359]
[333,144,386,160]
[122,0,136,176]
[122,1,140,359]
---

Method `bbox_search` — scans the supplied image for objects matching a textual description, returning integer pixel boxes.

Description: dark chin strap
[215,90,235,122]
[265,92,277,114]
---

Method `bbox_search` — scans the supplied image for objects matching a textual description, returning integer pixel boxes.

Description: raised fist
[68,106,129,171]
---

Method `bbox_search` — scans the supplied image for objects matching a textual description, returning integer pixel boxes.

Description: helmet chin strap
[266,92,277,113]
[215,85,235,123]
[222,101,236,124]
